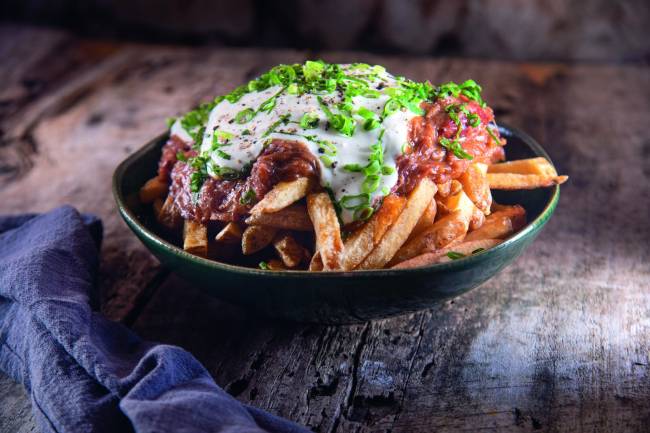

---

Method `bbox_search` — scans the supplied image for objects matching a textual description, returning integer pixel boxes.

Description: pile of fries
[140,156,566,271]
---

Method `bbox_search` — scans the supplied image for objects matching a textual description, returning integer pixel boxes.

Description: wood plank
[132,59,650,433]
[2,26,650,433]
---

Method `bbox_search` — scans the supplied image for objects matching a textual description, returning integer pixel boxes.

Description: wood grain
[1,25,649,433]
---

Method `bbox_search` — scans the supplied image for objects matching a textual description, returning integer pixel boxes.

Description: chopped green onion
[446,251,466,260]
[235,108,255,124]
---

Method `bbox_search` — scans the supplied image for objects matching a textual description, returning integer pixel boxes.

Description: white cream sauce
[173,67,417,224]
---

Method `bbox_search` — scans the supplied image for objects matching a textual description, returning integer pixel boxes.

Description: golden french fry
[341,195,406,270]
[459,163,492,214]
[183,220,208,257]
[139,176,168,203]
[390,189,474,265]
[309,252,324,271]
[307,192,344,270]
[449,179,463,196]
[157,195,182,230]
[465,215,513,242]
[487,173,568,190]
[488,157,558,177]
[357,178,437,270]
[436,180,452,198]
[489,204,527,231]
[273,233,308,268]
[391,239,502,269]
[245,204,313,231]
[241,225,278,255]
[469,206,485,231]
[410,197,437,239]
[250,177,314,215]
[266,259,288,270]
[215,222,243,243]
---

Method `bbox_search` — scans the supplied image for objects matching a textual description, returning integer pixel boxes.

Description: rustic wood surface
[1,25,649,433]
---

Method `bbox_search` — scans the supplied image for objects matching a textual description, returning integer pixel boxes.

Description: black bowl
[113,125,560,324]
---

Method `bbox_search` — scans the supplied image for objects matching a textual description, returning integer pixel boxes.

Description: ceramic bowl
[113,125,560,323]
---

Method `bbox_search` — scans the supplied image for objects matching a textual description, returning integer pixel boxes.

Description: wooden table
[1,25,649,433]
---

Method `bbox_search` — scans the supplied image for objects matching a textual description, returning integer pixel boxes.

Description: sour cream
[174,66,418,224]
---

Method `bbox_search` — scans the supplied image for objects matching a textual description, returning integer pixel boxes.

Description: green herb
[235,108,255,124]
[240,189,257,205]
[446,251,466,260]
[471,248,485,254]
[258,87,285,114]
[258,261,270,270]
[262,114,291,137]
[216,149,231,160]
[242,129,251,135]
[440,137,473,160]
[166,117,176,128]
[468,113,481,127]
[176,151,187,162]
[317,96,356,137]
[299,112,320,129]
[487,124,502,144]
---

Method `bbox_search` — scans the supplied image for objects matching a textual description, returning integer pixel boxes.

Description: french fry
[391,239,502,269]
[307,192,344,270]
[245,204,313,231]
[250,177,314,215]
[465,215,513,242]
[389,189,474,265]
[215,222,243,243]
[266,259,288,270]
[273,233,308,268]
[436,180,452,198]
[489,204,527,231]
[488,157,558,177]
[487,173,568,190]
[449,179,463,196]
[341,195,407,270]
[410,196,437,239]
[469,206,485,231]
[139,176,168,203]
[459,163,492,214]
[183,220,208,257]
[157,195,182,230]
[241,225,278,255]
[357,178,437,270]
[309,252,324,271]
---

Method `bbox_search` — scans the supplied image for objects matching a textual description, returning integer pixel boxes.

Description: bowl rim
[112,124,560,278]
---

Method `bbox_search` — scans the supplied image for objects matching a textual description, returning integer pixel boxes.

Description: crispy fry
[139,176,168,203]
[157,195,182,230]
[241,225,278,255]
[390,189,474,265]
[245,204,313,231]
[183,220,208,257]
[449,179,463,196]
[391,239,502,269]
[266,259,288,270]
[488,157,558,177]
[215,222,243,244]
[250,177,314,215]
[435,180,452,198]
[459,163,492,214]
[357,178,437,270]
[487,173,568,190]
[489,204,527,230]
[465,215,513,242]
[341,195,406,270]
[469,206,485,231]
[273,233,308,268]
[307,192,344,270]
[309,252,324,271]
[410,197,437,238]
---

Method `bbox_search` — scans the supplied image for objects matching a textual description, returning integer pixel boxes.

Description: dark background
[2,0,649,63]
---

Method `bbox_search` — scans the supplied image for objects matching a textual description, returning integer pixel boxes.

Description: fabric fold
[0,206,309,433]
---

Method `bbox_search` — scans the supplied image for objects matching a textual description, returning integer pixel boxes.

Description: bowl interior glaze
[113,125,559,323]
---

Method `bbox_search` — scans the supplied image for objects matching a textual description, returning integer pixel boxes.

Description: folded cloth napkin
[0,206,310,433]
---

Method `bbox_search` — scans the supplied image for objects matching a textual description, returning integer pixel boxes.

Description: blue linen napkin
[0,206,310,433]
